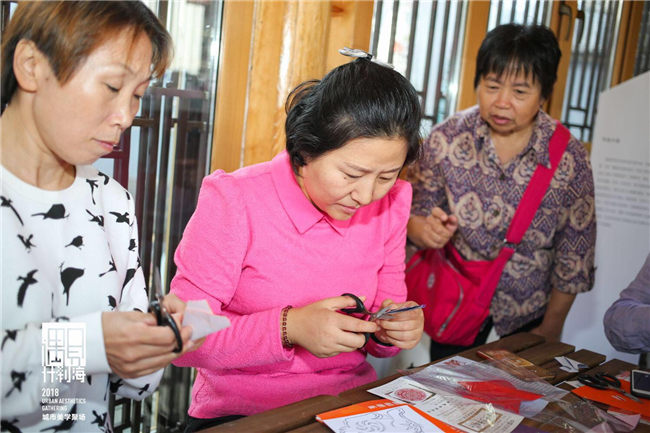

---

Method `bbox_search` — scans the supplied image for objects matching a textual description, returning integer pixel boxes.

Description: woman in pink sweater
[171,52,424,431]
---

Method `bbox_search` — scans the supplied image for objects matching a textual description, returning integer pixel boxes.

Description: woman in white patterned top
[0,2,199,431]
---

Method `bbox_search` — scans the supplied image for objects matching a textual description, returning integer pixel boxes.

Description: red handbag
[406,122,570,346]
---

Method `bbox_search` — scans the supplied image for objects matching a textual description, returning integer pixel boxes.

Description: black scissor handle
[163,313,183,353]
[149,297,183,353]
[577,374,606,389]
[149,298,164,325]
[596,372,621,388]
[578,373,620,390]
[340,293,370,345]
[340,293,368,315]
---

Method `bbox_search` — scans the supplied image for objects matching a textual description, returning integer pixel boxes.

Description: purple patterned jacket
[407,106,596,335]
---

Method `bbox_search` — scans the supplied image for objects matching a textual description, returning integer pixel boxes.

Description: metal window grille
[562,0,622,143]
[370,0,468,134]
[487,0,552,29]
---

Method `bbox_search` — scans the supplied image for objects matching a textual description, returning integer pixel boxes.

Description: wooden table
[206,333,646,432]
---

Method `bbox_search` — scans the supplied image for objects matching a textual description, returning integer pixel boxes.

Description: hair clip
[338,47,394,69]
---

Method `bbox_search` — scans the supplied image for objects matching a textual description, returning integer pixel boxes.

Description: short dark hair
[474,24,561,100]
[285,58,422,171]
[1,1,172,107]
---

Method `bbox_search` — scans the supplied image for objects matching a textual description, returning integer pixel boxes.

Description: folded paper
[182,299,230,340]
[555,356,588,373]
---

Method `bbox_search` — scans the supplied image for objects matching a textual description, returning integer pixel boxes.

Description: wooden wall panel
[210,0,375,172]
[326,1,374,71]
[268,0,332,160]
[243,1,287,167]
[455,1,490,111]
[210,1,254,173]
[611,0,644,87]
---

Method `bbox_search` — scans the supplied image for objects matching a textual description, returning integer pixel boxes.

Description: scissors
[148,267,183,353]
[577,372,641,403]
[340,293,425,344]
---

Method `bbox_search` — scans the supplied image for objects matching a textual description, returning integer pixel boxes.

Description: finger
[335,331,369,351]
[125,324,185,351]
[377,318,420,332]
[325,295,365,310]
[114,351,179,378]
[186,337,206,352]
[162,294,186,314]
[430,207,449,222]
[338,314,379,334]
[377,328,422,347]
[169,312,186,330]
[382,299,421,320]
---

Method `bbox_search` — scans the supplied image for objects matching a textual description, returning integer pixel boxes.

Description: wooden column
[610,0,644,87]
[326,0,374,71]
[210,1,255,173]
[265,0,332,162]
[455,1,490,112]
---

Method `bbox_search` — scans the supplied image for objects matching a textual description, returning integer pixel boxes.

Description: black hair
[474,24,561,100]
[285,58,422,171]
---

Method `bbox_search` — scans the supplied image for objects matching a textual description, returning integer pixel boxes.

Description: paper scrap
[555,356,587,373]
[607,409,640,429]
[182,299,230,340]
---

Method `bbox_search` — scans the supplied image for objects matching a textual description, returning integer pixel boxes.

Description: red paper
[459,380,543,413]
[572,379,650,417]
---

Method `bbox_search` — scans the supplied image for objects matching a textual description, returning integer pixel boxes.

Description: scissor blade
[153,266,165,300]
[370,306,392,320]
[372,304,425,320]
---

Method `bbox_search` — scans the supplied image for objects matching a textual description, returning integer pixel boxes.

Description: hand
[286,296,380,358]
[530,289,575,343]
[102,295,200,378]
[373,299,424,349]
[407,207,458,249]
[530,322,562,342]
[162,293,207,348]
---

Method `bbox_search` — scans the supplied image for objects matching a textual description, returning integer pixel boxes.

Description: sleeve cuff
[74,311,111,374]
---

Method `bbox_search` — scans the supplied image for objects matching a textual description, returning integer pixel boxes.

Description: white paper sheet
[181,299,230,339]
[555,356,588,373]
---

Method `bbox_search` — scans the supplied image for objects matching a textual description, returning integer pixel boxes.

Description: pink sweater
[171,151,411,417]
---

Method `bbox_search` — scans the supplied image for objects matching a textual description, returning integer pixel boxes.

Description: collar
[472,107,554,169]
[270,151,351,236]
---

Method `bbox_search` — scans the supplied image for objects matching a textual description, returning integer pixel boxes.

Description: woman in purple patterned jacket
[407,24,596,361]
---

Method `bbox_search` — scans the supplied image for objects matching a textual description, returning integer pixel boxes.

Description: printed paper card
[316,399,461,433]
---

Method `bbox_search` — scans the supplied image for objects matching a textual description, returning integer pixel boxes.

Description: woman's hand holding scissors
[102,294,201,379]
[285,296,380,358]
[372,299,424,349]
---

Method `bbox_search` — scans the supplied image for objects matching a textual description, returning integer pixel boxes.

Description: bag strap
[504,121,571,245]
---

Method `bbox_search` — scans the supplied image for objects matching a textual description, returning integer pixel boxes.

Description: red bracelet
[281,306,293,348]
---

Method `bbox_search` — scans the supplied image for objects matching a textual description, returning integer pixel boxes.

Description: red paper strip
[572,379,650,417]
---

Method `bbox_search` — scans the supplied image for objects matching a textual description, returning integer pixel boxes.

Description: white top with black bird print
[1,164,162,432]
